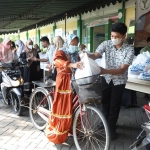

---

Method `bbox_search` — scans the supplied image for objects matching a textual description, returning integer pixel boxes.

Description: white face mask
[68,45,78,54]
[111,38,122,45]
[27,45,33,50]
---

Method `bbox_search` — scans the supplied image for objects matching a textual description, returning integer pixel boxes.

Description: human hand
[73,62,84,69]
[100,67,106,74]
[46,64,52,69]
[46,64,53,72]
[31,57,37,61]
[27,57,33,61]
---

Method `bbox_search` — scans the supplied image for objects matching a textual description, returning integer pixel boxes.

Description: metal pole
[65,13,67,36]
[26,30,28,40]
[36,24,37,44]
[18,30,20,40]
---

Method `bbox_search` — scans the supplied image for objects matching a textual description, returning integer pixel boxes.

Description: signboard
[90,18,109,27]
[135,0,150,47]
[136,0,150,22]
[55,28,62,37]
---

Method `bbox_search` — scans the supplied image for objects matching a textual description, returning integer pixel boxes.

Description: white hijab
[15,40,25,57]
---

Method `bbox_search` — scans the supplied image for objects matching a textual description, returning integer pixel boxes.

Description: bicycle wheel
[73,105,110,150]
[29,87,52,131]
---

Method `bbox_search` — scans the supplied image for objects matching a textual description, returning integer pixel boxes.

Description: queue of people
[0,22,135,143]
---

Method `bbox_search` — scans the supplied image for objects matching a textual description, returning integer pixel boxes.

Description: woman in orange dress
[46,36,82,144]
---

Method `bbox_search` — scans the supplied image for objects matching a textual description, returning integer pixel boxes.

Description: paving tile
[0,92,149,150]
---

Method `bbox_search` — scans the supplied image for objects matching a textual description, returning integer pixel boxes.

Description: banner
[136,0,150,22]
[55,28,62,37]
[90,18,109,27]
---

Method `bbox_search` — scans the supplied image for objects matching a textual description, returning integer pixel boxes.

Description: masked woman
[19,39,38,97]
[46,36,83,144]
[15,40,25,58]
[0,38,14,83]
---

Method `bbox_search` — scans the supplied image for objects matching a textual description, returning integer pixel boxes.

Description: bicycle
[29,75,110,150]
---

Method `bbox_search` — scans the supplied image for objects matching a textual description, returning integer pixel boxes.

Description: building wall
[125,6,135,27]
[40,25,53,36]
[56,21,77,35]
[20,31,26,44]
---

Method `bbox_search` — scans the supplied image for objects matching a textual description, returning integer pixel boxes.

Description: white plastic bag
[132,52,150,65]
[75,53,101,85]
[38,52,49,71]
[95,53,105,68]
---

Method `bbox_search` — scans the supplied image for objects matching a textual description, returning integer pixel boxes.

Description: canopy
[0,0,127,34]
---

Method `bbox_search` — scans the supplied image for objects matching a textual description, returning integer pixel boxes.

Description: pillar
[88,27,93,52]
[77,14,82,44]
[53,22,57,37]
[26,31,28,40]
[37,28,40,47]
[118,0,126,23]
[105,20,112,40]
[18,30,20,40]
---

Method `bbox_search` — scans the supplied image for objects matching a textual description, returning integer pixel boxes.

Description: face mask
[68,45,78,54]
[42,44,46,48]
[27,45,33,49]
[111,38,122,45]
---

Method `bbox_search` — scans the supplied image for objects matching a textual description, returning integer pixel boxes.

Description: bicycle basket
[72,75,102,104]
[75,74,99,86]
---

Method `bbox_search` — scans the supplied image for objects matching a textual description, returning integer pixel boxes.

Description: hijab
[0,38,13,62]
[24,39,37,58]
[15,40,25,57]
[67,34,78,45]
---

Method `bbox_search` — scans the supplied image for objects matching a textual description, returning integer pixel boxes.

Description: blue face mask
[68,45,78,54]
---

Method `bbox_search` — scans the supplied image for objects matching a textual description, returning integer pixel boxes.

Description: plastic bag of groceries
[75,53,101,85]
[132,51,150,65]
[128,64,144,75]
[138,72,150,81]
[95,53,106,68]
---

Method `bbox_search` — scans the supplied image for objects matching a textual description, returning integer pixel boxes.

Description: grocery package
[38,52,49,71]
[75,53,101,85]
[95,53,106,68]
[128,51,150,81]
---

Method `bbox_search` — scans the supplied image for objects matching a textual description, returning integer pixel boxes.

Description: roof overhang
[0,0,127,34]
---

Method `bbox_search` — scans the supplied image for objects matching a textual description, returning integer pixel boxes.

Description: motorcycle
[130,103,150,150]
[0,61,25,116]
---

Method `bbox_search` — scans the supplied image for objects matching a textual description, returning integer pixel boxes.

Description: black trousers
[101,77,125,133]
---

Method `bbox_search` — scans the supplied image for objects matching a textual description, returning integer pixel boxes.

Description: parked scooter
[0,61,25,116]
[130,103,150,150]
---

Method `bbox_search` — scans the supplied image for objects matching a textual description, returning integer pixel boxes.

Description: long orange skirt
[45,72,72,144]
